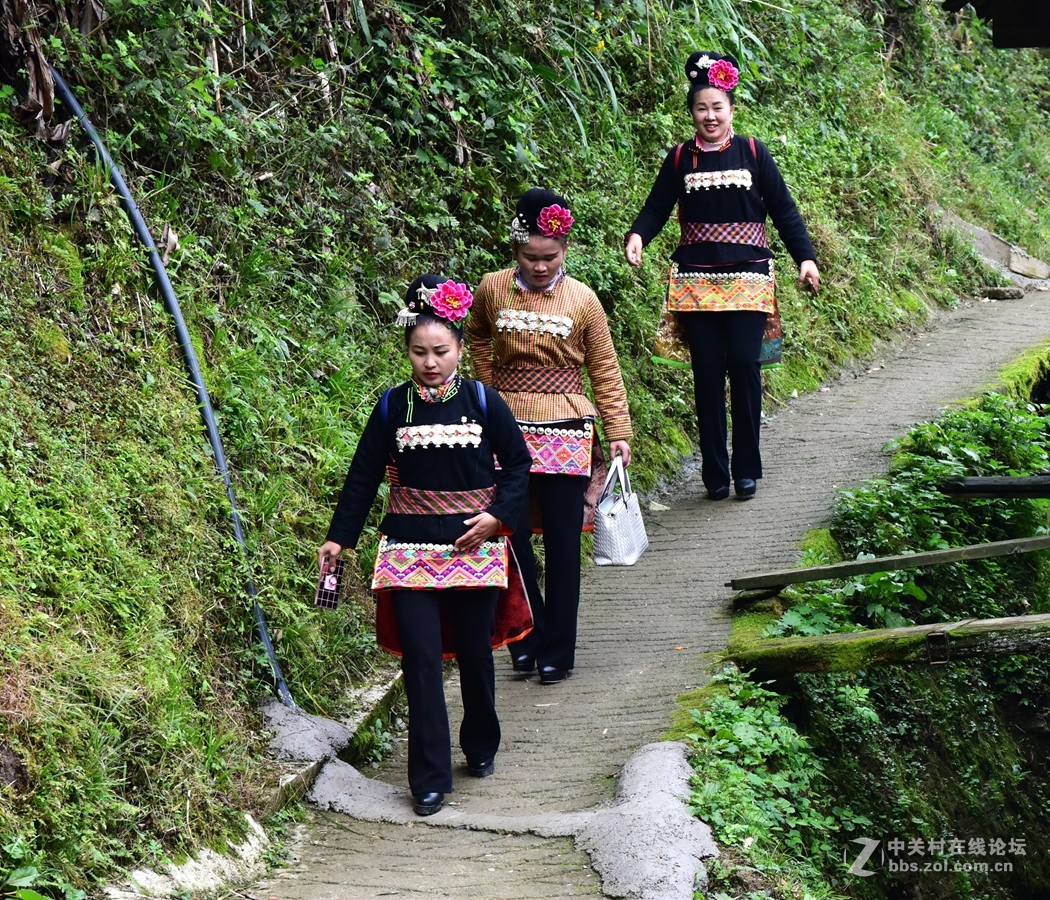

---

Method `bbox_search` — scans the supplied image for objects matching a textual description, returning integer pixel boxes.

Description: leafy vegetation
[692,394,1050,898]
[1,0,1049,889]
[688,667,873,899]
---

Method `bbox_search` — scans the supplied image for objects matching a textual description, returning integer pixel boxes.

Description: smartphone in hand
[315,556,345,609]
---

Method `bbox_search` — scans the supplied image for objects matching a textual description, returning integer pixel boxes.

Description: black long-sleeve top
[629,135,816,270]
[326,378,532,548]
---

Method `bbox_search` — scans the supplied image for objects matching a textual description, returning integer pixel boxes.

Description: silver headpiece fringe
[508,215,530,245]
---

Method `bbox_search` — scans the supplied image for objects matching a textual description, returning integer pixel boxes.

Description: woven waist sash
[387,485,495,516]
[679,221,768,248]
[492,365,584,394]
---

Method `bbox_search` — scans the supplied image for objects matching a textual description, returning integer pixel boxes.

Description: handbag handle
[598,453,630,504]
[619,456,633,497]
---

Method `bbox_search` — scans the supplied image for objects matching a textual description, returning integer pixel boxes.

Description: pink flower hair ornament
[537,204,574,239]
[428,280,474,322]
[706,58,739,92]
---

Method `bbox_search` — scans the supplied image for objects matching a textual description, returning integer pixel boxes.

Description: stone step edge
[101,674,405,899]
[929,203,1050,281]
[260,672,406,820]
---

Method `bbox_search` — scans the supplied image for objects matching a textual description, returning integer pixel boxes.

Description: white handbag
[592,455,649,566]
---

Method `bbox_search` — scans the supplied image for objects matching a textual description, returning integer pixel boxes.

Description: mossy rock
[32,319,71,362]
[798,527,843,565]
[728,609,780,652]
[665,670,731,741]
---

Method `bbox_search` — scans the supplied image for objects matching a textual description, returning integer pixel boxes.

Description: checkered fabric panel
[387,485,496,516]
[492,365,584,394]
[679,222,768,247]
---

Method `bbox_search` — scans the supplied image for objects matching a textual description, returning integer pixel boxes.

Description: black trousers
[508,473,588,672]
[679,310,768,491]
[392,587,500,795]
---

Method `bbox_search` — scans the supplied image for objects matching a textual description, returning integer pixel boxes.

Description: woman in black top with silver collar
[318,275,532,817]
[625,51,820,501]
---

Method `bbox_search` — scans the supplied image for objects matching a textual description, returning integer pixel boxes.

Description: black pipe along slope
[50,66,295,708]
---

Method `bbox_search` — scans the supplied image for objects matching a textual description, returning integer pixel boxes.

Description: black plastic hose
[50,66,295,708]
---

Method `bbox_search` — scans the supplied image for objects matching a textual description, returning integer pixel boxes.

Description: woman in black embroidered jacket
[625,51,820,501]
[318,274,532,818]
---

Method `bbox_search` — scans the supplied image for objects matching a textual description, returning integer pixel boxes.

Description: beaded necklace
[406,372,460,423]
[696,127,734,152]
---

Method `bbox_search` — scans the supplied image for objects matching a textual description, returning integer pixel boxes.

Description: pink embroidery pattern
[371,536,509,590]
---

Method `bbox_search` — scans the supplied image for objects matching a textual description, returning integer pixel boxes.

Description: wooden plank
[727,535,1050,590]
[727,613,1050,675]
[939,476,1050,498]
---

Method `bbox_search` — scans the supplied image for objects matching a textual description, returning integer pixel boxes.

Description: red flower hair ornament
[706,58,739,92]
[537,204,574,239]
[396,279,474,327]
[427,280,473,322]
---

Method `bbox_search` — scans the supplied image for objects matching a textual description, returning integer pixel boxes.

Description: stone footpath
[252,288,1050,899]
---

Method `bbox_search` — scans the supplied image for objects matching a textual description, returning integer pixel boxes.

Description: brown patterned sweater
[467,269,633,442]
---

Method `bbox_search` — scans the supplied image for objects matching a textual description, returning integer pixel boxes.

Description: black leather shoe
[512,652,536,673]
[539,666,570,685]
[707,484,730,501]
[467,757,495,778]
[735,478,757,499]
[412,792,444,816]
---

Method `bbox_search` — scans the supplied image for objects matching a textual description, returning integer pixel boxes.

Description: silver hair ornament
[508,215,530,244]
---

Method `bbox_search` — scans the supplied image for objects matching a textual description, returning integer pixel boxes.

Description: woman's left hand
[318,540,344,571]
[798,260,820,294]
[610,440,632,468]
[456,512,501,553]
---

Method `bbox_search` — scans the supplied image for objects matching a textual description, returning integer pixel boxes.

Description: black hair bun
[404,273,445,311]
[515,186,571,235]
[685,51,740,85]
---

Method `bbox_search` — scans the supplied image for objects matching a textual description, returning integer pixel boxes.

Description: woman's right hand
[624,233,644,267]
[318,541,343,571]
[798,260,821,294]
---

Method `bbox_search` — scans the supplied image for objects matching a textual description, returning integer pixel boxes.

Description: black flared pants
[508,473,588,672]
[392,587,500,795]
[679,310,768,491]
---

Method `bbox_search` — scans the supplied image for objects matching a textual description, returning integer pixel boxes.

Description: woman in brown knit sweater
[467,188,633,684]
